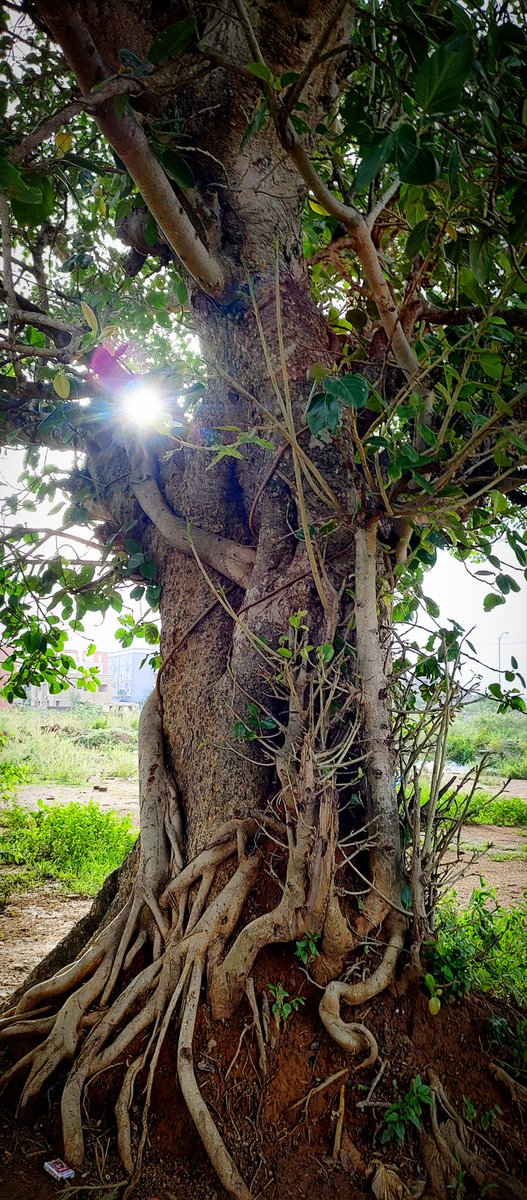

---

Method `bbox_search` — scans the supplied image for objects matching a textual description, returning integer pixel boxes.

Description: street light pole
[498,630,510,679]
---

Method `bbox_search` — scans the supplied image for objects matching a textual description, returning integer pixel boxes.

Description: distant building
[28,671,114,709]
[106,649,156,705]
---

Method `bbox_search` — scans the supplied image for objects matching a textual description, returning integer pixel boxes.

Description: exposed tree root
[425,1074,527,1200]
[490,1061,527,1108]
[318,911,405,1067]
[0,696,405,1199]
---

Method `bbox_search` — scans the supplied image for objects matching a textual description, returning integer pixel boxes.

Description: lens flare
[122,381,167,428]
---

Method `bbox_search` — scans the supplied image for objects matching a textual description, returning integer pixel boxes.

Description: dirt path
[1,780,526,1007]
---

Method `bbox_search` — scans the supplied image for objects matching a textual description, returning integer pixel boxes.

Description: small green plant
[462,1095,477,1124]
[231,702,278,742]
[294,931,321,966]
[381,1076,433,1146]
[480,1104,502,1132]
[428,884,527,1006]
[267,981,305,1023]
[485,1015,527,1085]
[462,1096,502,1131]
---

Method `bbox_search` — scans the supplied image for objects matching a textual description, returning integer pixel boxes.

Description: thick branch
[127,443,255,589]
[36,2,225,297]
[417,302,527,328]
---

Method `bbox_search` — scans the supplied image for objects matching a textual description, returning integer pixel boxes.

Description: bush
[444,700,527,778]
[446,731,476,765]
[427,884,527,1007]
[465,791,527,827]
[0,706,138,784]
[0,800,138,896]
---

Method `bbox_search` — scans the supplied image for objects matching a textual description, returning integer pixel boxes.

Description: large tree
[1,2,527,1197]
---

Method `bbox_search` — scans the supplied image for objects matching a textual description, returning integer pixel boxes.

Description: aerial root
[424,1073,527,1200]
[318,910,405,1068]
[178,958,252,1200]
[490,1061,527,1108]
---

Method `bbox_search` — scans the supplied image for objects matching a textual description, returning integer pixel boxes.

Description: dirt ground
[0,781,526,1199]
[0,951,525,1200]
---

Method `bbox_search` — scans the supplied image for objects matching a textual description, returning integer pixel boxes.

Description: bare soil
[0,953,525,1200]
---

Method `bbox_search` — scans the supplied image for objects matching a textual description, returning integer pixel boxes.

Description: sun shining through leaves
[121,380,170,429]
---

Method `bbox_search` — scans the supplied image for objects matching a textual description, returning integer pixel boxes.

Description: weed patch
[0,800,138,899]
[427,884,527,1007]
[0,706,138,785]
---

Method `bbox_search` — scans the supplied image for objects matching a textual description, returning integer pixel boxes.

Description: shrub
[427,884,527,1007]
[465,791,527,828]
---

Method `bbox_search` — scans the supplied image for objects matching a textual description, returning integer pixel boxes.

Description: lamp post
[498,631,509,679]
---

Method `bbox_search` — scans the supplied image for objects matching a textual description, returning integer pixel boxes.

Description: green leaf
[401,883,413,910]
[479,352,502,380]
[323,374,369,409]
[483,592,506,612]
[355,135,394,191]
[149,17,198,66]
[306,392,340,437]
[247,61,274,84]
[143,211,159,246]
[448,140,460,195]
[414,34,474,114]
[11,173,54,228]
[0,158,42,203]
[158,149,195,189]
[406,219,431,258]
[36,407,66,433]
[396,126,438,185]
[469,234,493,285]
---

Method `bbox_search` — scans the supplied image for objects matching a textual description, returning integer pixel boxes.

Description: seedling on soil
[294,932,321,966]
[267,982,305,1024]
[381,1076,433,1146]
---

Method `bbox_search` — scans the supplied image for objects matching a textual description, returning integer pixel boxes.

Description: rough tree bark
[0,2,448,1196]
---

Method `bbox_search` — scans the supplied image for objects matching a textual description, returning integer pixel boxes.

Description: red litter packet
[44,1159,75,1181]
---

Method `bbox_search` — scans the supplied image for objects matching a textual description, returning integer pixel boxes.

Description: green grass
[0,799,138,902]
[419,779,527,828]
[445,699,527,778]
[0,705,138,785]
[430,883,527,1007]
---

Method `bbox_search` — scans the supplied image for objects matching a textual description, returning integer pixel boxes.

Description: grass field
[0,704,138,789]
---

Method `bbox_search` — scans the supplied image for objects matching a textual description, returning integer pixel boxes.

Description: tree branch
[0,197,17,313]
[36,1,225,298]
[281,0,351,117]
[126,442,255,589]
[9,79,142,166]
[417,302,527,328]
[365,177,401,231]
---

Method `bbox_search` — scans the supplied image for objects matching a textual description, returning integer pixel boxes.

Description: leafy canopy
[0,0,526,701]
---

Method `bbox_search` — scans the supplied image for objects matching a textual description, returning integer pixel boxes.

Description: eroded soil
[0,782,526,1199]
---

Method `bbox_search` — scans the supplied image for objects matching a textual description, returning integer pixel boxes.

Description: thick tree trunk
[0,3,410,1195]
